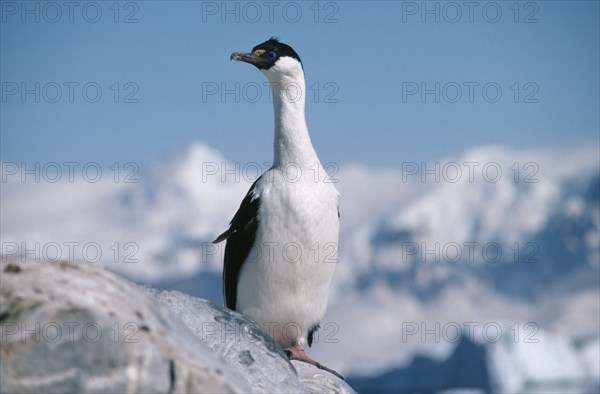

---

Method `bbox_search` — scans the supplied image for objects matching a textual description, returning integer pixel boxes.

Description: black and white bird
[213,38,341,378]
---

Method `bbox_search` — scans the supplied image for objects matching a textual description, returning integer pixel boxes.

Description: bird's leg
[284,341,344,380]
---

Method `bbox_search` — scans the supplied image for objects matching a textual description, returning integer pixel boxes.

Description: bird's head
[230,37,304,82]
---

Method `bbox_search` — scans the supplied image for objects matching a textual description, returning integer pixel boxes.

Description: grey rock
[142,286,355,394]
[292,361,356,394]
[1,260,355,393]
[0,260,248,393]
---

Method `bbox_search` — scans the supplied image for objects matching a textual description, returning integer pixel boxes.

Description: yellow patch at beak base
[253,49,266,57]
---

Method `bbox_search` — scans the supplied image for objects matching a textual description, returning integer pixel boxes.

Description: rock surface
[141,286,304,393]
[142,286,354,394]
[0,260,248,393]
[0,260,354,394]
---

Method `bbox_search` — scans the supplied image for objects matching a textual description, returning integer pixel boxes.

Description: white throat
[261,57,319,168]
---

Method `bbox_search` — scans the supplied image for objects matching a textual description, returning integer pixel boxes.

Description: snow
[579,337,600,383]
[489,329,586,392]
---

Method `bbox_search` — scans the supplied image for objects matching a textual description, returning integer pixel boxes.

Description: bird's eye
[266,51,277,60]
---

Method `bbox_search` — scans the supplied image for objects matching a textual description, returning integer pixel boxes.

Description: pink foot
[284,341,344,380]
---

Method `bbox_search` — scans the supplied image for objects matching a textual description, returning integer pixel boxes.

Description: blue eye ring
[266,51,277,60]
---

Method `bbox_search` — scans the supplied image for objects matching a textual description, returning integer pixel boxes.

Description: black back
[213,177,262,310]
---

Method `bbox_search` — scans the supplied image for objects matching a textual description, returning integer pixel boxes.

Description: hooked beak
[230,52,272,69]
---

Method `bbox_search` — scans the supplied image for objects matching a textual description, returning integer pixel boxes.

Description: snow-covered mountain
[2,142,598,391]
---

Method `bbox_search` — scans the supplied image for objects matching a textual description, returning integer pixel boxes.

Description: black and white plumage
[214,38,340,374]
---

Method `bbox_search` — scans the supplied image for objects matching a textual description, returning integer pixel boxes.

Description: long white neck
[262,61,319,168]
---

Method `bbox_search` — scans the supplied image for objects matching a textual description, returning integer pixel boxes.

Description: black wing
[213,177,262,310]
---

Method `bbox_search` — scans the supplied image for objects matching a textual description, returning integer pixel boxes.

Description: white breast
[236,166,339,348]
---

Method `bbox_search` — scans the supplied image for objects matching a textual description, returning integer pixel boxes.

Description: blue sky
[1,1,598,168]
